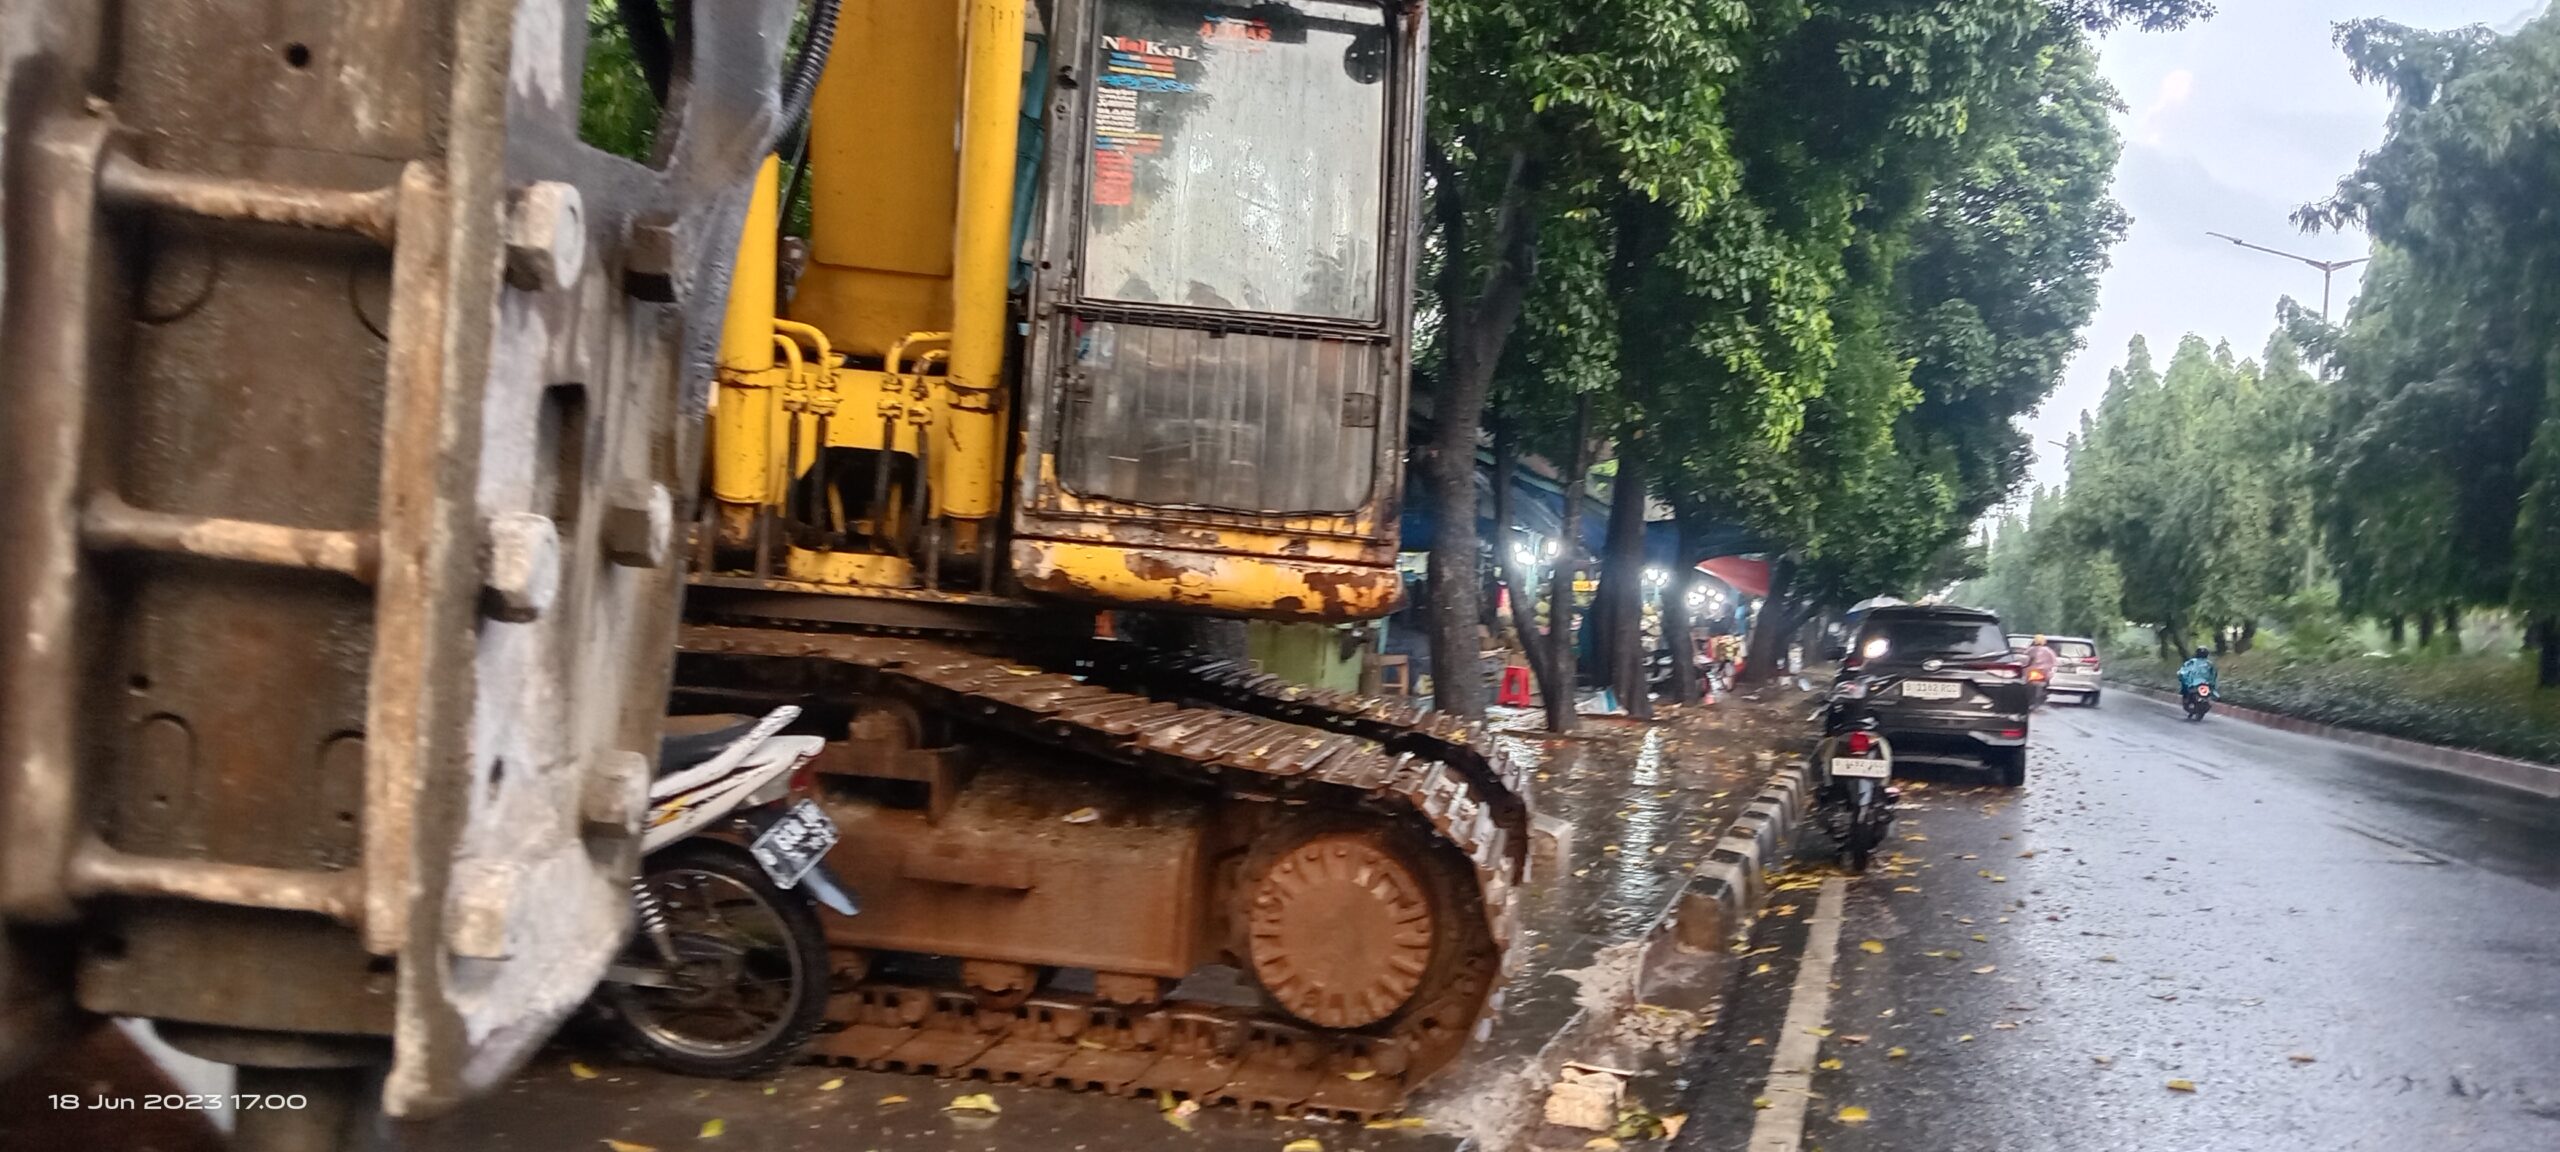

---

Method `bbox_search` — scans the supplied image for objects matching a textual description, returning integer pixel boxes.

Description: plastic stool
[1497,665,1534,707]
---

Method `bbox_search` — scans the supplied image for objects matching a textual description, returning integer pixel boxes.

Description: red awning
[1695,556,1771,600]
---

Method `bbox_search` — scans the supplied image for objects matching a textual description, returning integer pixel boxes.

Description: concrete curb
[1651,751,1817,964]
[2122,683,2560,798]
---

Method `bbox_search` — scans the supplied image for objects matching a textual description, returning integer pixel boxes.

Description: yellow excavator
[0,0,1524,1141]
[674,0,1527,1118]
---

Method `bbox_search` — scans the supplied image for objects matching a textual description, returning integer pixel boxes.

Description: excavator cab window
[1048,0,1408,517]
[1079,0,1387,318]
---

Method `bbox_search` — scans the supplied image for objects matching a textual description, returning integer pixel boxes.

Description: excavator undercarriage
[669,619,1529,1116]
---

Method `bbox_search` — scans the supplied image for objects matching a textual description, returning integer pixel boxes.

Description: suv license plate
[1831,756,1891,780]
[749,798,839,889]
[1900,679,1961,700]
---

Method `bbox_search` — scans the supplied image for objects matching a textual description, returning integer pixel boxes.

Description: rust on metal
[97,152,400,245]
[1009,537,1403,622]
[677,622,1531,1116]
[1246,833,1437,1029]
[64,839,366,925]
[82,493,381,582]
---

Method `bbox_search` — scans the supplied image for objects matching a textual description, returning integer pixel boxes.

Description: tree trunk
[1493,425,1557,699]
[1598,445,1651,719]
[1738,555,1799,686]
[2388,614,2405,649]
[2541,616,2560,688]
[2237,619,2258,653]
[1545,393,1593,731]
[2417,610,2436,649]
[2213,627,2228,655]
[1423,148,1538,719]
[1663,525,1700,707]
[2443,604,2462,652]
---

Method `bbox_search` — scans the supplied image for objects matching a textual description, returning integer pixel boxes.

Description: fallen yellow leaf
[1893,885,1921,893]
[569,1062,600,1080]
[1959,1034,1977,1043]
[2167,1079,2197,1093]
[1929,1007,1947,1016]
[1818,1057,1843,1070]
[1751,1096,1773,1110]
[1343,1069,1376,1081]
[2092,1055,2114,1066]
[2287,1053,2317,1064]
[1840,1034,1870,1044]
[1661,1114,1687,1139]
[1584,1140,1620,1151]
[602,1141,657,1152]
[1807,1026,1834,1037]
[945,1093,1001,1114]
[698,1119,725,1139]
[1887,1047,1909,1059]
[1972,965,1998,975]
[1754,962,1773,975]
[1971,934,1988,943]
[1747,1036,1768,1046]
[1062,807,1100,824]
[1363,1118,1428,1131]
[1993,1021,2018,1031]
[1836,1105,1871,1124]
[818,1078,843,1092]
[2096,954,2119,963]
[876,1094,905,1105]
[1859,940,1885,954]
[763,1084,777,1096]
[1285,1140,1326,1152]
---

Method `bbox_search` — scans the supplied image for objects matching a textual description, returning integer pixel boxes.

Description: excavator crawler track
[677,623,1531,1118]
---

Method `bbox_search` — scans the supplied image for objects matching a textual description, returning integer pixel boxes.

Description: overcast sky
[2020,0,2549,493]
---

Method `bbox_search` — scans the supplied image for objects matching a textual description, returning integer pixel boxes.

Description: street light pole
[2206,231,2372,321]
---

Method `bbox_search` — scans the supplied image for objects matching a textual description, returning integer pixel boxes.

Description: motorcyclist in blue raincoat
[2177,647,2218,701]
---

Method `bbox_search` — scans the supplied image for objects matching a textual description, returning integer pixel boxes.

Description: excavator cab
[703,0,1424,624]
[1009,0,1422,620]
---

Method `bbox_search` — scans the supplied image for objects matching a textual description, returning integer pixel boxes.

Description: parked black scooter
[1813,704,1898,872]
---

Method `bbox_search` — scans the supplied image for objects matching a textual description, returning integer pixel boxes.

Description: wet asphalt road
[1671,693,2560,1152]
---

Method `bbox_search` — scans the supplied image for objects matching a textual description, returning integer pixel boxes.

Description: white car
[2009,634,2103,706]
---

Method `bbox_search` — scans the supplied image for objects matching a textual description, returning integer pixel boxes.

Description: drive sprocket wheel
[1245,831,1439,1029]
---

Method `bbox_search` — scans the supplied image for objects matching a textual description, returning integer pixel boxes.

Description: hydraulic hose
[778,0,842,132]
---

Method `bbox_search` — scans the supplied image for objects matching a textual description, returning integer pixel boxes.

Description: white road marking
[1746,876,1849,1152]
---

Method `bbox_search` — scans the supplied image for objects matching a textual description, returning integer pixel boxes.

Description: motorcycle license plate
[749,799,839,889]
[1831,755,1891,780]
[1900,679,1961,700]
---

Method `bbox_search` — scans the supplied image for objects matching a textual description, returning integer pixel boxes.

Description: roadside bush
[2106,647,2560,764]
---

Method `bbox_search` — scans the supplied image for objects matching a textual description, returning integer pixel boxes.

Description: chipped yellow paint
[1012,539,1401,622]
[783,547,917,588]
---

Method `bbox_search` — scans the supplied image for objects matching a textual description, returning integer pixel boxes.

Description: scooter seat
[657,715,759,776]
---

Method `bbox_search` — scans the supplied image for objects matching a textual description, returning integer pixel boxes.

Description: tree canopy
[1966,7,2560,685]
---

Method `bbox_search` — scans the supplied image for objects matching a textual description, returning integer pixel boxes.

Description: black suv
[1826,604,2033,786]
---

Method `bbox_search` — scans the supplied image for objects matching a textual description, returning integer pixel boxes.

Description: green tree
[2300,11,2560,681]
